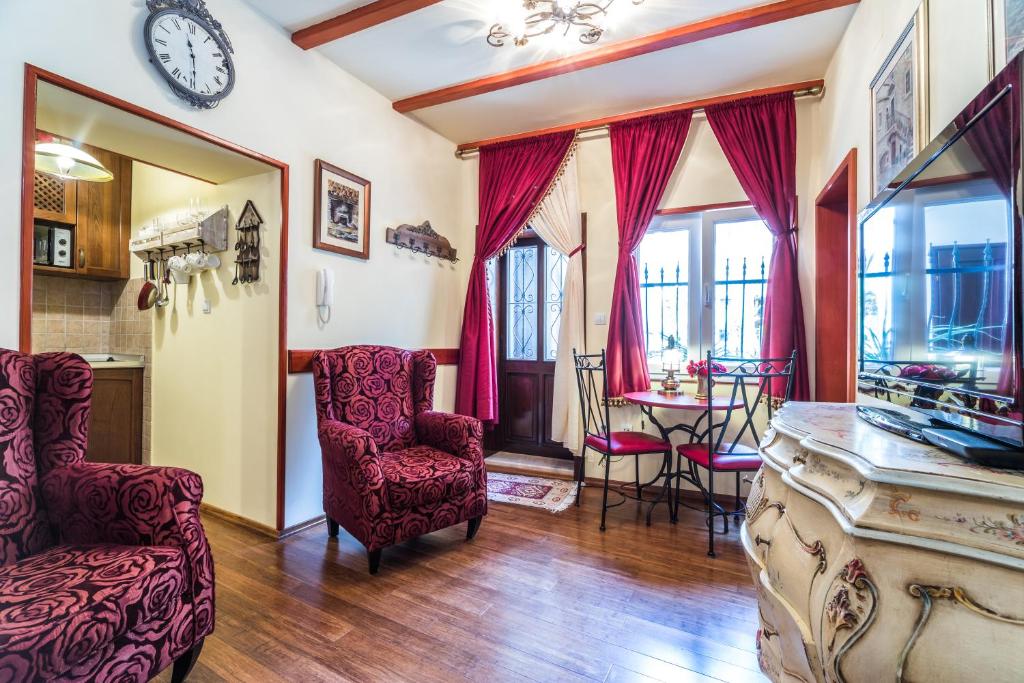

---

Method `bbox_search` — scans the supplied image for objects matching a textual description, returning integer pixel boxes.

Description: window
[499,236,566,362]
[637,206,774,372]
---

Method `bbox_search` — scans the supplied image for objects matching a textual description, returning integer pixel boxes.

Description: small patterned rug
[487,472,577,513]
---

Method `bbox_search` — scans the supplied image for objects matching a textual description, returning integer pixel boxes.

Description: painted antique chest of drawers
[742,402,1024,682]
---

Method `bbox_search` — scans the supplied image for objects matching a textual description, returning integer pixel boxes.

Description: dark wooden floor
[157,490,767,683]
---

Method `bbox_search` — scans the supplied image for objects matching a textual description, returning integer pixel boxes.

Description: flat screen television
[857,54,1024,467]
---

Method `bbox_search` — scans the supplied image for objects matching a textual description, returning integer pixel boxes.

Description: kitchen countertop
[79,353,146,370]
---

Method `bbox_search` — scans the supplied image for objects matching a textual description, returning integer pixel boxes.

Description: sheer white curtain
[531,155,584,451]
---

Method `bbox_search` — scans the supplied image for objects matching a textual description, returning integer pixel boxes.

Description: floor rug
[487,472,577,513]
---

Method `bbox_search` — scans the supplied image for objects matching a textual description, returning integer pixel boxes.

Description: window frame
[640,205,772,376]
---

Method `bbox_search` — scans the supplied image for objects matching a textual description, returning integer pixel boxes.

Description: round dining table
[623,390,745,523]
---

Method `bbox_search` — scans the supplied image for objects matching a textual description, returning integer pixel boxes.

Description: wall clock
[144,0,235,109]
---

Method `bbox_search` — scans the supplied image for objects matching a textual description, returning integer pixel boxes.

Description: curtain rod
[454,80,824,159]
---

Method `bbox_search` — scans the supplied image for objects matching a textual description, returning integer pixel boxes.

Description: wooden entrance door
[493,232,572,459]
[814,149,858,402]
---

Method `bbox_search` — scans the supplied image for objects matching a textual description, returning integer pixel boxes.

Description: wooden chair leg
[170,639,204,683]
[600,455,611,532]
[327,517,339,538]
[466,516,482,540]
[368,549,382,575]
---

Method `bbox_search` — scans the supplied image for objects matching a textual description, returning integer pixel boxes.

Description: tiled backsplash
[32,275,154,462]
[32,276,114,353]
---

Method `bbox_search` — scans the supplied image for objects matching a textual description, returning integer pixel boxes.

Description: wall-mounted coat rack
[385,221,458,263]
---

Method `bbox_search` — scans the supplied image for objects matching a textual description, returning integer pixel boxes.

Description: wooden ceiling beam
[393,0,858,113]
[454,79,824,155]
[292,0,443,50]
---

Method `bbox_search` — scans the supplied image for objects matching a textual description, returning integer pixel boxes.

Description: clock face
[145,8,234,108]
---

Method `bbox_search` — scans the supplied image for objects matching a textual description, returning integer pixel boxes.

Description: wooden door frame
[813,148,857,402]
[495,230,568,458]
[19,64,292,531]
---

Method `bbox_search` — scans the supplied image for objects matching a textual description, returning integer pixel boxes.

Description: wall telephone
[316,268,334,325]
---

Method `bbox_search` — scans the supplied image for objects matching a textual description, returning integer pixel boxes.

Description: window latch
[703,284,712,308]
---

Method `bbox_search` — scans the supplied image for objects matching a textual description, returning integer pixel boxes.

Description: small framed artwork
[869,1,930,197]
[313,159,371,260]
[989,0,1024,74]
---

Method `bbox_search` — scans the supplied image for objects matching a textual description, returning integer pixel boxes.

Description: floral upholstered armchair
[312,345,487,574]
[0,350,213,682]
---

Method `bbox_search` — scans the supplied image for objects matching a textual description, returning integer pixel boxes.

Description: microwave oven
[33,224,73,268]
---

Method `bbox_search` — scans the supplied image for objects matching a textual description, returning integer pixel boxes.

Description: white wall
[0,0,472,528]
[131,164,282,523]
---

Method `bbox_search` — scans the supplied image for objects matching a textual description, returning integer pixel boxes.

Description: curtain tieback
[568,244,585,258]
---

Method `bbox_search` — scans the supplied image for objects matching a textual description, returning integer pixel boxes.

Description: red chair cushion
[0,544,186,679]
[585,431,671,455]
[379,445,475,509]
[677,443,762,471]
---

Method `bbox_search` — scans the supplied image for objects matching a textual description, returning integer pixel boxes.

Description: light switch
[202,299,212,314]
[594,312,608,325]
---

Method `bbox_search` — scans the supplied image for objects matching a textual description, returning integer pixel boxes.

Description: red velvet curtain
[955,59,1021,402]
[606,111,693,397]
[706,92,809,399]
[455,131,575,422]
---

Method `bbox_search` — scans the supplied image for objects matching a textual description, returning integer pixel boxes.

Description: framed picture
[989,0,1024,74]
[869,1,930,197]
[313,159,371,259]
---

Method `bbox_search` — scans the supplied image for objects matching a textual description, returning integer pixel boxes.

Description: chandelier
[487,0,644,48]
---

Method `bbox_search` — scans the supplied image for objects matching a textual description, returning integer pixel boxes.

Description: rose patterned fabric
[0,350,214,682]
[33,352,92,473]
[378,446,475,508]
[313,346,487,554]
[0,350,51,566]
[0,544,185,680]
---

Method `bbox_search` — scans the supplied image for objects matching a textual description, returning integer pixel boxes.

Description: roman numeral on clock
[159,53,171,63]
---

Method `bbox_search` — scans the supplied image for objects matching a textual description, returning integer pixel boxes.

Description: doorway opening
[814,149,857,402]
[20,66,290,530]
[488,229,574,462]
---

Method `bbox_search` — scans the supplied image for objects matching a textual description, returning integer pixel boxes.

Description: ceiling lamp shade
[488,0,644,48]
[35,140,113,182]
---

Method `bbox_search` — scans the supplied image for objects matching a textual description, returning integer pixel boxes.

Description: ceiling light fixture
[487,0,644,48]
[34,138,113,182]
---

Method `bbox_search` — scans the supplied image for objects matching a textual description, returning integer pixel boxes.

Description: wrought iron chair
[573,349,673,531]
[674,350,797,557]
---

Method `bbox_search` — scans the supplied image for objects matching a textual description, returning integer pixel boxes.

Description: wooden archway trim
[813,148,857,402]
[20,64,292,531]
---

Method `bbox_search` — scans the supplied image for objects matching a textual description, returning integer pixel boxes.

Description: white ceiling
[244,0,857,143]
[37,82,274,184]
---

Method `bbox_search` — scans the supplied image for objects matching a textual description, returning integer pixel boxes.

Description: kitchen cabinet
[32,142,132,281]
[32,171,78,224]
[86,367,143,465]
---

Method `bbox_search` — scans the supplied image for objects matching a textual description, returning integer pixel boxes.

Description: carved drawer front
[766,489,840,629]
[802,543,1024,683]
[745,530,818,683]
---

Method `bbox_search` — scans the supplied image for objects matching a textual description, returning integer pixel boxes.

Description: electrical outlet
[622,423,633,432]
[594,312,608,325]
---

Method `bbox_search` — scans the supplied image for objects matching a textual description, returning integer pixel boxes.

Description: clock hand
[186,38,197,81]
